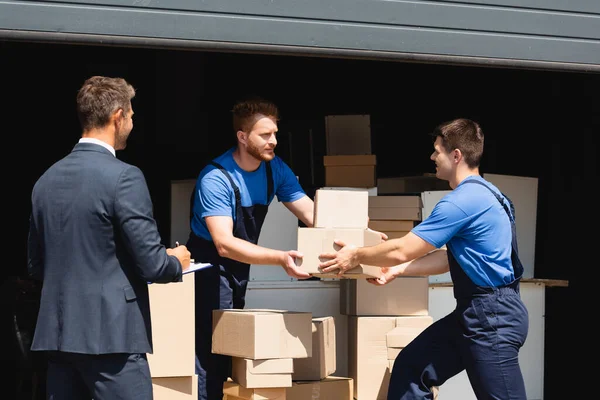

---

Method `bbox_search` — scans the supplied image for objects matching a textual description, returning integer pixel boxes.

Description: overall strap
[265,161,273,201]
[463,179,515,223]
[462,178,524,280]
[210,161,241,208]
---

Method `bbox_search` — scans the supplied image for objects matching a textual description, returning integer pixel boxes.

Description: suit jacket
[27,142,182,355]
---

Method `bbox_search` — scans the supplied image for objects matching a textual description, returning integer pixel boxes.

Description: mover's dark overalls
[186,161,273,400]
[387,180,529,400]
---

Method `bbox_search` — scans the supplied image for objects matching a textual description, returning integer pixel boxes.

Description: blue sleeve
[272,158,305,203]
[412,200,469,248]
[198,168,235,219]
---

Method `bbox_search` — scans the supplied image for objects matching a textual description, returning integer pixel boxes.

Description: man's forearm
[218,236,284,266]
[395,249,449,277]
[356,238,408,268]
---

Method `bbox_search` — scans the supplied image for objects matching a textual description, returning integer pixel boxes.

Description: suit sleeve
[27,213,44,281]
[115,165,182,283]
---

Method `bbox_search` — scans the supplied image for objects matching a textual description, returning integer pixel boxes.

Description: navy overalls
[387,180,529,400]
[186,161,273,400]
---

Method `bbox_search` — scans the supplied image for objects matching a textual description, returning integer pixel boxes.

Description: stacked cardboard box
[218,312,354,400]
[213,309,310,399]
[368,195,422,229]
[295,189,382,279]
[147,273,198,399]
[323,114,377,189]
[342,279,431,400]
[290,316,353,400]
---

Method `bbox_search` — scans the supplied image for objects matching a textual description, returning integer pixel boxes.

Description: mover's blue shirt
[190,148,305,241]
[412,175,516,287]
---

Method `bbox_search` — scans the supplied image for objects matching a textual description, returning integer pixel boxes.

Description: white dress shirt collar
[79,138,116,157]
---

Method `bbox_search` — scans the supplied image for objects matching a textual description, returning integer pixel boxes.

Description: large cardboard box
[232,358,293,388]
[292,316,336,381]
[223,381,286,400]
[212,309,312,360]
[147,272,195,377]
[348,317,396,400]
[313,188,369,229]
[152,375,197,400]
[287,376,353,400]
[296,228,383,279]
[340,277,429,316]
[386,316,434,348]
[324,155,376,188]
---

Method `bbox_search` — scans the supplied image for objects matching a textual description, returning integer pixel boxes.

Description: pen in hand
[175,241,194,263]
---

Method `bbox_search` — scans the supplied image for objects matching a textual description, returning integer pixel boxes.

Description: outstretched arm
[368,249,449,286]
[206,215,310,279]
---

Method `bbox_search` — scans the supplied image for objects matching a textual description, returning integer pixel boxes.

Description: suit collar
[74,139,116,157]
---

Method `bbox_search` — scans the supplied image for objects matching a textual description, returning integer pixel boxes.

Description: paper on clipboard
[184,262,213,274]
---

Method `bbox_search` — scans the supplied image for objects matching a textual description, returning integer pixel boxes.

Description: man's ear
[453,149,463,163]
[111,108,124,124]
[237,130,247,145]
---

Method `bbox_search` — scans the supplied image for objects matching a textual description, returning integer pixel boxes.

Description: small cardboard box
[324,155,376,188]
[313,188,369,229]
[292,316,336,381]
[232,358,293,388]
[287,376,353,400]
[368,195,423,208]
[147,273,195,377]
[223,381,286,400]
[368,220,415,232]
[212,309,312,360]
[386,316,434,348]
[296,228,382,279]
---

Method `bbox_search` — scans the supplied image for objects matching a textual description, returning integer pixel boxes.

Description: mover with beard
[186,97,315,400]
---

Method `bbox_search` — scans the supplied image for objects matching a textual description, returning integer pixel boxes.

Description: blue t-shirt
[411,175,516,287]
[190,148,306,241]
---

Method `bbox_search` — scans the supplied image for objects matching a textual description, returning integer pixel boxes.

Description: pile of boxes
[213,309,353,400]
[296,187,437,399]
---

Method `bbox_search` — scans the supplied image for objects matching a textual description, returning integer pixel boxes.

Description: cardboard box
[340,277,429,316]
[368,195,423,208]
[320,186,378,196]
[223,381,286,400]
[324,155,376,188]
[368,206,422,221]
[387,347,402,360]
[368,220,415,232]
[313,188,369,229]
[147,273,195,377]
[212,309,312,360]
[292,316,336,381]
[325,114,371,156]
[287,376,353,400]
[348,317,396,400]
[386,316,434,348]
[232,358,293,388]
[296,228,382,279]
[382,231,410,239]
[152,375,197,400]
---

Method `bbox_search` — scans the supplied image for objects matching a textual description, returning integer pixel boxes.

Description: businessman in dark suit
[27,75,191,400]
